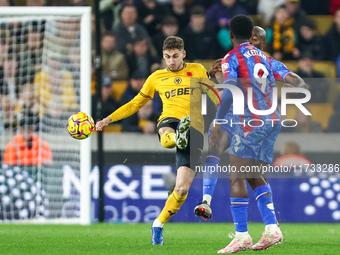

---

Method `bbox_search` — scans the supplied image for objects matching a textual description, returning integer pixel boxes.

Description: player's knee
[208,144,223,157]
[175,186,189,197]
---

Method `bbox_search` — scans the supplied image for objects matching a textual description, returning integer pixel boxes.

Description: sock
[230,197,249,232]
[152,218,164,228]
[253,184,277,225]
[158,190,187,224]
[202,154,220,205]
[160,132,176,148]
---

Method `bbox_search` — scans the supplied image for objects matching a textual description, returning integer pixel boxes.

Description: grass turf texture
[1,223,339,254]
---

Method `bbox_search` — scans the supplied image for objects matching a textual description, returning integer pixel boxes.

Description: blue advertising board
[62,165,340,223]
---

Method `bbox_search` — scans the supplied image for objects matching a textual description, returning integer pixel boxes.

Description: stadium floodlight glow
[0,7,91,225]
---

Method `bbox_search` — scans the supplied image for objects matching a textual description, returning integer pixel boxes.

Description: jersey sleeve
[108,75,155,122]
[222,54,239,85]
[270,57,292,81]
[197,64,220,106]
[139,74,156,100]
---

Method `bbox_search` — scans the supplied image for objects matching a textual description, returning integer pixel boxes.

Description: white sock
[235,231,249,238]
[265,224,280,233]
[203,194,212,206]
[152,218,164,228]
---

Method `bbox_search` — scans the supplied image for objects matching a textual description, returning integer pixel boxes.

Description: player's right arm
[96,75,155,131]
[284,72,306,89]
[215,54,239,121]
[270,57,306,89]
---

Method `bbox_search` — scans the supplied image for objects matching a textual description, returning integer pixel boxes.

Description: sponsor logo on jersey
[164,87,195,98]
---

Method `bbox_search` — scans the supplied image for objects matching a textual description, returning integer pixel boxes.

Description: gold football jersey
[109,63,219,134]
[140,63,218,134]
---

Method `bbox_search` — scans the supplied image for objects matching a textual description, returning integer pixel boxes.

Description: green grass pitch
[1,223,340,254]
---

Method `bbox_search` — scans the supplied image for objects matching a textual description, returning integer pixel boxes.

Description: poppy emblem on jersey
[174,77,182,84]
[187,72,193,76]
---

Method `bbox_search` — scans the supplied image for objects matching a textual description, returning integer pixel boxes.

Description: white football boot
[217,232,253,254]
[251,224,283,250]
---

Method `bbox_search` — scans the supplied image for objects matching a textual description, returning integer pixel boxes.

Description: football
[67,112,95,140]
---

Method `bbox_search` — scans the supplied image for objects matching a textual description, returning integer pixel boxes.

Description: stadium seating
[309,15,334,35]
[285,103,334,130]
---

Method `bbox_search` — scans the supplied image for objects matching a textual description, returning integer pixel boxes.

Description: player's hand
[96,117,111,131]
[209,124,221,146]
[209,58,223,78]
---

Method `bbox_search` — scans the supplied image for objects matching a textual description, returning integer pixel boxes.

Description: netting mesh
[0,16,83,221]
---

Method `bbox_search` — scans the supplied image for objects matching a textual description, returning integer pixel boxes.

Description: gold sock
[160,132,176,148]
[158,190,187,224]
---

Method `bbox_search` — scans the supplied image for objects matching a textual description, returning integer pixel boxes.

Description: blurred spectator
[181,6,217,61]
[92,75,120,121]
[329,1,340,15]
[26,0,44,6]
[122,100,158,133]
[99,0,123,31]
[0,54,27,129]
[285,0,307,32]
[14,83,39,124]
[101,31,129,80]
[91,13,105,50]
[0,0,14,6]
[164,0,190,31]
[66,48,80,89]
[257,0,285,25]
[121,70,147,103]
[300,0,329,15]
[293,53,330,103]
[292,110,323,132]
[137,0,167,37]
[4,116,53,166]
[120,70,154,132]
[20,26,44,81]
[293,19,325,60]
[324,9,340,62]
[238,0,258,15]
[33,53,77,115]
[273,141,311,166]
[267,5,295,60]
[152,16,179,57]
[192,0,218,9]
[114,4,151,55]
[327,94,340,132]
[205,0,247,32]
[127,37,160,78]
[0,34,12,66]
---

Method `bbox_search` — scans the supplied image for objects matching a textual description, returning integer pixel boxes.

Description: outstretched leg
[195,127,229,220]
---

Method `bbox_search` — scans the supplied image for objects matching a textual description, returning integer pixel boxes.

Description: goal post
[0,7,92,224]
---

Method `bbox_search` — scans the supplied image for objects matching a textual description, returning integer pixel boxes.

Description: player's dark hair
[163,36,184,51]
[229,14,254,40]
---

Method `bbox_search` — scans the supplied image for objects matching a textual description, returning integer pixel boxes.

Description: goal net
[0,7,91,224]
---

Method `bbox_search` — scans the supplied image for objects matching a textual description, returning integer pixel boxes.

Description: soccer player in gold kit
[96,36,218,245]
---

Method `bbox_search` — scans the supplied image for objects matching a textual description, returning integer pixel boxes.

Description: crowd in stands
[0,0,340,133]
